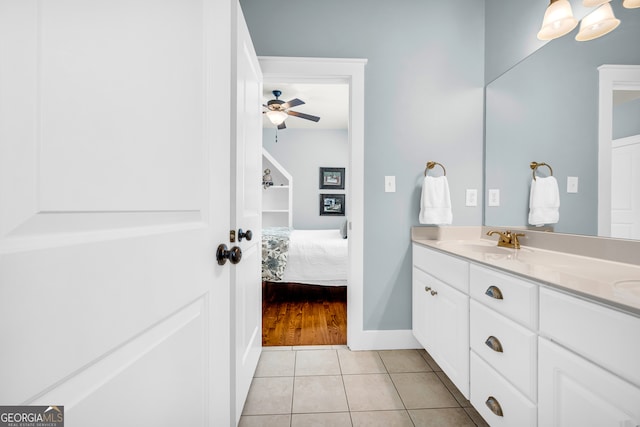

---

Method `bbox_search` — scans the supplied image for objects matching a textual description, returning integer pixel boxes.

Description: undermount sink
[434,239,532,257]
[613,280,640,303]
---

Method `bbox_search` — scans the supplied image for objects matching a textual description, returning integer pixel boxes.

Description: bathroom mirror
[484,2,640,239]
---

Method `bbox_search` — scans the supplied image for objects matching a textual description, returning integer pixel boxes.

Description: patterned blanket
[261,227,291,281]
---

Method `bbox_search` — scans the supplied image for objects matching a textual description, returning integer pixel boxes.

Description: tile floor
[239,346,490,427]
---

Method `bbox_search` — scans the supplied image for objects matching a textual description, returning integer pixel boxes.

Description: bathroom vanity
[411,226,640,427]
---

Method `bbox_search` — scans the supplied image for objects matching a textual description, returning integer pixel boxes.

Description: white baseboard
[347,329,421,351]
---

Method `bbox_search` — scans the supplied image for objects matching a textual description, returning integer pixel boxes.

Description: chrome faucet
[486,230,525,249]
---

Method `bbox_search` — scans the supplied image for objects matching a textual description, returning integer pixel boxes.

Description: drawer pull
[485,285,503,300]
[485,396,504,417]
[485,336,504,353]
[424,286,431,292]
[430,290,438,296]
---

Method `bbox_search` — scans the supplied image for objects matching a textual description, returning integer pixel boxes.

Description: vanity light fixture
[538,0,635,41]
[575,2,621,40]
[537,0,579,40]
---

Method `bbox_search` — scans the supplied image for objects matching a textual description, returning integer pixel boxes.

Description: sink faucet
[486,230,525,249]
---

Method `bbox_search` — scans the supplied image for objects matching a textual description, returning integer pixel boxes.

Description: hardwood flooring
[262,282,347,346]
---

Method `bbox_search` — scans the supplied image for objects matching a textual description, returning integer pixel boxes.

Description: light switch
[567,176,578,193]
[488,189,500,207]
[466,189,478,206]
[385,176,396,192]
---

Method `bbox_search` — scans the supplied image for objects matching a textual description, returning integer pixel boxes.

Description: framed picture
[319,194,345,216]
[319,167,345,189]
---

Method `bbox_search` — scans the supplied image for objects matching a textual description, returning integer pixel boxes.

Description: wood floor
[262,282,347,346]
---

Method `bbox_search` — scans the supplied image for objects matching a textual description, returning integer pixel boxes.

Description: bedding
[262,228,348,286]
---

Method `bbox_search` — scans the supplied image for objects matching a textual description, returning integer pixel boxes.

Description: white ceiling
[262,82,349,130]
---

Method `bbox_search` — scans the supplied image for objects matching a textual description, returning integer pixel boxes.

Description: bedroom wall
[263,128,348,230]
[241,0,485,331]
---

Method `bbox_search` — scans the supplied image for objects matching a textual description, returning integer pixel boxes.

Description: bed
[262,227,348,286]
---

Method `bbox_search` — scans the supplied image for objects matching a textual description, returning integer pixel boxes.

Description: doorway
[259,56,367,349]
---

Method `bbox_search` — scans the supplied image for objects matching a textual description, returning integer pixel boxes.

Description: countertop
[411,227,640,317]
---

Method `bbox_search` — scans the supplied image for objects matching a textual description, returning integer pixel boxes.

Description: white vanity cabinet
[469,264,538,427]
[538,287,640,426]
[412,243,470,398]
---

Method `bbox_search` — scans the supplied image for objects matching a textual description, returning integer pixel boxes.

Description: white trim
[597,65,640,237]
[258,56,372,349]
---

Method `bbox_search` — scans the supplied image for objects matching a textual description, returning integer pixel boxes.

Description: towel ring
[424,161,446,176]
[530,161,553,181]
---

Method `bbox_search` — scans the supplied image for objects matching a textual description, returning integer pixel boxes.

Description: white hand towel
[419,176,453,225]
[528,176,560,226]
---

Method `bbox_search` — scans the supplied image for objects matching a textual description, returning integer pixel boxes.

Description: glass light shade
[266,110,288,125]
[623,0,640,8]
[583,0,610,7]
[537,0,579,40]
[575,3,620,41]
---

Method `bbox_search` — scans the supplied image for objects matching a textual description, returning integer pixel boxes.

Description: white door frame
[597,64,640,237]
[259,57,368,349]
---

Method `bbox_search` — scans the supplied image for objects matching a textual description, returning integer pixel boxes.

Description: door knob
[216,244,242,265]
[238,229,253,241]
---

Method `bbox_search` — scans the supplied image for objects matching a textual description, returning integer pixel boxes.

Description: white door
[0,1,232,426]
[611,135,640,239]
[231,4,263,424]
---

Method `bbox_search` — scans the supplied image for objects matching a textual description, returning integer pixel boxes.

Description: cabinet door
[539,337,640,427]
[412,267,435,350]
[433,280,470,399]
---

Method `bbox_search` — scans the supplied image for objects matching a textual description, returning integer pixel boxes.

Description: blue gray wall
[614,98,640,140]
[484,2,640,235]
[263,128,348,230]
[241,0,485,330]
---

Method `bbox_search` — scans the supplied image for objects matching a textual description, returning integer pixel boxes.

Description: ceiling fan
[263,90,321,130]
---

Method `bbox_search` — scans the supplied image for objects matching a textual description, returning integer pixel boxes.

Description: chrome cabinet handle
[485,396,504,417]
[485,335,504,353]
[485,285,504,300]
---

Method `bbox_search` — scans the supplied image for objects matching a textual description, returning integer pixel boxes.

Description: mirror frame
[597,64,640,237]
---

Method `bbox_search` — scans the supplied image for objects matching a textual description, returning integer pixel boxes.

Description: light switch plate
[466,189,478,206]
[567,176,578,193]
[488,189,500,207]
[385,176,396,192]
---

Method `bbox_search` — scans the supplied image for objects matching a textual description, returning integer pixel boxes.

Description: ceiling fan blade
[277,121,286,130]
[281,98,305,109]
[287,110,321,122]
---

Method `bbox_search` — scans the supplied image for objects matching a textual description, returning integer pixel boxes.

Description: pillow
[340,219,348,239]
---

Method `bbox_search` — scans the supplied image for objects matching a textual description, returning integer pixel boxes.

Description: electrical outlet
[488,189,500,207]
[385,176,396,192]
[567,176,578,193]
[466,189,478,206]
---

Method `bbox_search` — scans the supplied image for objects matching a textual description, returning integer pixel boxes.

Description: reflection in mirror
[597,65,640,239]
[485,2,640,239]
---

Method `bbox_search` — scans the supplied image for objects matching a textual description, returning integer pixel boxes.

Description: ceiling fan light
[623,0,640,8]
[266,110,288,126]
[537,0,579,40]
[575,2,620,41]
[582,0,610,7]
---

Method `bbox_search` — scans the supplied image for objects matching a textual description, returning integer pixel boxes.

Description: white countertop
[412,236,640,317]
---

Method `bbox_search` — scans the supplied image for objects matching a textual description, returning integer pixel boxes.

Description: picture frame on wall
[319,194,345,216]
[319,167,345,190]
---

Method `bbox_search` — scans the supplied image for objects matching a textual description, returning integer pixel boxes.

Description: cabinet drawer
[470,300,537,401]
[413,243,469,293]
[470,352,536,427]
[469,264,538,329]
[539,287,640,388]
